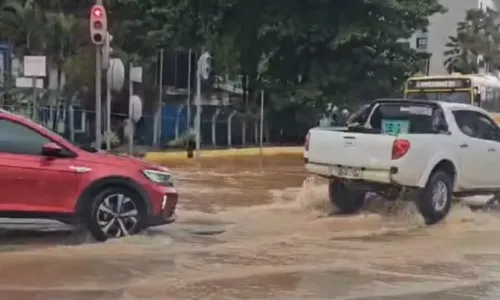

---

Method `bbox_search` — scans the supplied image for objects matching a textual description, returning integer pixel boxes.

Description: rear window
[347,104,370,125]
[369,103,446,134]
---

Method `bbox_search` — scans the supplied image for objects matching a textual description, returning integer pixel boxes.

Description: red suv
[0,109,178,241]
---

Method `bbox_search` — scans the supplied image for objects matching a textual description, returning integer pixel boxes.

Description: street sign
[15,77,43,88]
[130,66,142,83]
[23,56,46,77]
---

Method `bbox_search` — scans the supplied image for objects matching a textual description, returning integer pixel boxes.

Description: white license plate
[337,167,362,178]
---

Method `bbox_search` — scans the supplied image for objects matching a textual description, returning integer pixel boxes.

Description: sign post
[23,55,46,121]
[154,49,164,147]
[259,90,264,157]
[128,65,142,155]
[195,51,211,158]
[103,32,111,150]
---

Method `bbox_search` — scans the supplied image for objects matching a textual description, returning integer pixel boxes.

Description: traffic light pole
[94,0,103,149]
[195,67,201,158]
[95,46,102,149]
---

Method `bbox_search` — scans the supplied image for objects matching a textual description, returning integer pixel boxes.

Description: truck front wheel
[329,179,366,214]
[415,170,453,225]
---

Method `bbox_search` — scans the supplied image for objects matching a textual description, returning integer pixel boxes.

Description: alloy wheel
[96,193,139,238]
[431,181,448,212]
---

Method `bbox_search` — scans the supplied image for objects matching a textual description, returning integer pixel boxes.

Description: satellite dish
[129,95,142,122]
[198,52,211,80]
[107,58,124,92]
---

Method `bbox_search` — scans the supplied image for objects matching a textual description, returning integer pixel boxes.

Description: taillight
[305,132,310,151]
[392,139,410,159]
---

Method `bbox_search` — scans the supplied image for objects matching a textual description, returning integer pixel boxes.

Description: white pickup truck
[305,99,500,224]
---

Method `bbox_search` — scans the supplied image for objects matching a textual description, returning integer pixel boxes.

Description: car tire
[415,170,452,225]
[86,187,147,241]
[329,179,366,214]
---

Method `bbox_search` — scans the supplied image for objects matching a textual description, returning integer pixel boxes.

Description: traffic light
[89,5,107,45]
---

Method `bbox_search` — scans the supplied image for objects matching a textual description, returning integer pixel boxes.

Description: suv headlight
[142,169,174,185]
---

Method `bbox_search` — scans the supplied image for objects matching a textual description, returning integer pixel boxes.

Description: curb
[143,146,303,163]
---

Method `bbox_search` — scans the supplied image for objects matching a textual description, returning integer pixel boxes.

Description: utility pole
[89,2,107,149]
[103,32,112,150]
[195,51,211,157]
[154,49,164,147]
[128,62,134,154]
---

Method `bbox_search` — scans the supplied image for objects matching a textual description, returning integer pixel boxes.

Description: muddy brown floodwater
[0,155,500,299]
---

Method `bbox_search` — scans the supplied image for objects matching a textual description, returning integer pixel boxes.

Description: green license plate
[381,119,409,135]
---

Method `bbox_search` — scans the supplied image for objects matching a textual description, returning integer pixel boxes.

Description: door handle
[459,143,468,148]
[489,148,496,152]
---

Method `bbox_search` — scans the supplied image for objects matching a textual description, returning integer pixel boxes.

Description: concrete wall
[407,0,497,75]
[428,0,480,74]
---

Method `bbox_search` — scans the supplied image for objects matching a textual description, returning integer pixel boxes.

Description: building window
[416,37,428,50]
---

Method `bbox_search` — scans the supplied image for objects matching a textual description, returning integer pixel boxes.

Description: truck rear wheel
[329,179,366,214]
[415,170,452,225]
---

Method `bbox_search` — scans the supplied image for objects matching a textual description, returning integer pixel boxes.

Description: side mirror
[474,94,481,106]
[41,142,62,157]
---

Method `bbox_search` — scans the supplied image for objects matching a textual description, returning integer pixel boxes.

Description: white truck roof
[430,100,492,116]
[376,98,489,115]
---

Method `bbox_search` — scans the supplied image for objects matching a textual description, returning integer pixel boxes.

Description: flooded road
[1,155,500,299]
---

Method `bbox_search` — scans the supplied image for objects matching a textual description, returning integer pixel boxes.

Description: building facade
[409,0,498,75]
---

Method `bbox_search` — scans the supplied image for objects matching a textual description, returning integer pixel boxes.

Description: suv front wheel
[87,187,147,241]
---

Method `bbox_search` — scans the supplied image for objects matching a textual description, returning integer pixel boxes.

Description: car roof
[373,98,488,114]
[0,108,23,119]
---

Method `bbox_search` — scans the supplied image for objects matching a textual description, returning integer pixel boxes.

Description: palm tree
[443,33,479,74]
[44,12,85,92]
[444,8,500,73]
[0,0,46,56]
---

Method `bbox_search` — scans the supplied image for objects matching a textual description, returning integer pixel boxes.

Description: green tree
[44,12,85,91]
[0,0,46,55]
[207,0,445,110]
[0,0,447,116]
[444,8,500,73]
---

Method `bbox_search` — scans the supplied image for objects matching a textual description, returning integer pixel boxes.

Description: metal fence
[0,103,311,150]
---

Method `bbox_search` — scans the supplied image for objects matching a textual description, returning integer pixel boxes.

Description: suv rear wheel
[329,179,366,214]
[87,187,147,241]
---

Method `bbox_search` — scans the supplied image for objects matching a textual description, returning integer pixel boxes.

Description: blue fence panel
[138,114,155,145]
[160,105,179,143]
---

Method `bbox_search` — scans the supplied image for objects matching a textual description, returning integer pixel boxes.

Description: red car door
[0,117,78,214]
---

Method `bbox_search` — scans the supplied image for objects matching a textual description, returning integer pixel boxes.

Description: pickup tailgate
[307,128,396,170]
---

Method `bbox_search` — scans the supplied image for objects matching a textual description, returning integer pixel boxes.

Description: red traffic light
[89,4,107,45]
[92,7,103,18]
